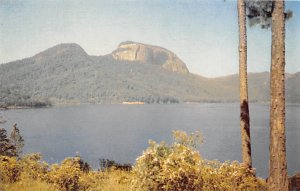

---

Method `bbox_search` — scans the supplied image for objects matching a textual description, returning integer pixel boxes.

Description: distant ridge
[0,41,299,105]
[32,43,89,62]
[34,43,87,57]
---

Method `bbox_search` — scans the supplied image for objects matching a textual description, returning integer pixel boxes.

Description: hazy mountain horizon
[0,42,299,106]
[2,42,299,78]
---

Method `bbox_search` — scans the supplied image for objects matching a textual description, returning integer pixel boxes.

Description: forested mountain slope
[0,42,299,105]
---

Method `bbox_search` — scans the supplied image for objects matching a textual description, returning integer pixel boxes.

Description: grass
[1,178,58,191]
[88,170,132,191]
[0,169,132,191]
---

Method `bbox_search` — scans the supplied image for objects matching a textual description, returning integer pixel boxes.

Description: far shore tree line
[0,86,51,109]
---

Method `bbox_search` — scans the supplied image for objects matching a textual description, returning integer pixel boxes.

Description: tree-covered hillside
[0,42,299,106]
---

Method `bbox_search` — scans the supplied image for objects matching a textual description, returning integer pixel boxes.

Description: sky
[0,0,299,77]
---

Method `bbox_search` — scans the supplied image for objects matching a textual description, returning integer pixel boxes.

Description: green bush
[131,131,267,191]
[200,160,267,191]
[19,153,49,181]
[47,157,85,191]
[131,131,203,191]
[0,156,20,183]
[0,130,267,191]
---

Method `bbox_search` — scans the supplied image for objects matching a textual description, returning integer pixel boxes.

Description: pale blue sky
[0,0,299,77]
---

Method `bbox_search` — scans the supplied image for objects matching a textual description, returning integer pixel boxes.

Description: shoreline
[0,105,51,110]
[1,102,299,110]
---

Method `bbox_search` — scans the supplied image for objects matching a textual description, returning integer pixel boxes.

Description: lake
[1,103,299,178]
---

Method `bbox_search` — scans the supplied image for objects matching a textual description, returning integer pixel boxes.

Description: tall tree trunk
[238,0,252,169]
[268,0,288,190]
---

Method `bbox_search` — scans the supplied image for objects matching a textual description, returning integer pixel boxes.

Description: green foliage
[0,123,25,157]
[131,131,203,191]
[0,138,132,191]
[200,160,267,191]
[19,153,49,181]
[0,128,16,157]
[0,130,267,191]
[0,86,51,108]
[99,158,132,171]
[4,44,295,104]
[131,131,267,191]
[48,157,87,191]
[246,0,293,29]
[0,156,20,183]
[9,124,25,157]
[173,130,203,149]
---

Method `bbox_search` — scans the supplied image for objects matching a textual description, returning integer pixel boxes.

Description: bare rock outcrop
[112,41,189,74]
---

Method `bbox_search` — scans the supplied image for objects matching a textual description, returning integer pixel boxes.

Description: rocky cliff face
[111,41,189,74]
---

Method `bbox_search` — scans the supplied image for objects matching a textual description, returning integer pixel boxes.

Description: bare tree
[268,1,288,190]
[245,0,292,190]
[238,0,252,169]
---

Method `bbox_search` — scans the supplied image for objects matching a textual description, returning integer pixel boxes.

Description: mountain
[212,72,300,103]
[112,41,189,74]
[0,42,299,106]
[286,72,300,103]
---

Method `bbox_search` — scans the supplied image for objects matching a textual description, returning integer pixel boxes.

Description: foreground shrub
[19,153,49,181]
[201,160,267,191]
[0,156,20,183]
[131,131,203,191]
[0,154,131,191]
[0,130,267,191]
[47,157,91,191]
[131,131,267,191]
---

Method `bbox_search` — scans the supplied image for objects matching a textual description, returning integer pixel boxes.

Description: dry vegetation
[0,131,267,191]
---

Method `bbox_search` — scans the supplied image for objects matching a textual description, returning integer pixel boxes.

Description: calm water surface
[1,103,299,178]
